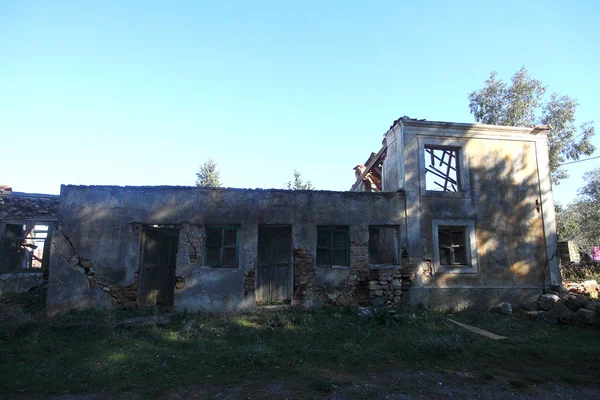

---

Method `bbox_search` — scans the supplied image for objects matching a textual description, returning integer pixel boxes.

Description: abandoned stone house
[0,117,560,314]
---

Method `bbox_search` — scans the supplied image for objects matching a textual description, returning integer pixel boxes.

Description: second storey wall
[397,123,557,310]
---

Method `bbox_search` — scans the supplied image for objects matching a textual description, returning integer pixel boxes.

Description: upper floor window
[424,146,460,192]
[419,138,471,198]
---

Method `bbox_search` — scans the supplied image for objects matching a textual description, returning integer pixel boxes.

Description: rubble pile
[521,280,600,325]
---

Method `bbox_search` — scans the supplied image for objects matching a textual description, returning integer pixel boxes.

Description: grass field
[1,290,600,397]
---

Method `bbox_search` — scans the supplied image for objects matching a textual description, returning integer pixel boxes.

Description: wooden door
[138,226,179,307]
[256,226,292,303]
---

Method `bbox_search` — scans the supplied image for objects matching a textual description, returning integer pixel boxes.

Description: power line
[558,155,600,167]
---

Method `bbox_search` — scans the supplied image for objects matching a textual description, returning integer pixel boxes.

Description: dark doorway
[257,225,292,303]
[138,225,179,307]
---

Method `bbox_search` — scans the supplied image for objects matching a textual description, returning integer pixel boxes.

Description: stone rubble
[520,280,600,326]
[0,192,59,219]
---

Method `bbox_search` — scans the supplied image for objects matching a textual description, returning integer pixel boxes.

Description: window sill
[421,190,469,199]
[201,265,238,269]
[369,264,401,270]
[316,265,349,269]
[435,265,477,274]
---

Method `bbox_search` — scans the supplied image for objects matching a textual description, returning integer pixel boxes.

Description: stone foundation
[292,242,406,308]
[368,266,402,306]
[293,248,315,297]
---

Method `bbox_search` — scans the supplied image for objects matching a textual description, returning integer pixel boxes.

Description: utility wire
[557,155,600,167]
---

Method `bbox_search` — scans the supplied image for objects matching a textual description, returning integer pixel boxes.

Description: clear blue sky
[1,1,598,206]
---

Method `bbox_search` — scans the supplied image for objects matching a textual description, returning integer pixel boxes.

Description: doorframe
[256,224,293,303]
[136,224,180,307]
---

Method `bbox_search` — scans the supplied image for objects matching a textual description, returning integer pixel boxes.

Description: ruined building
[0,117,560,314]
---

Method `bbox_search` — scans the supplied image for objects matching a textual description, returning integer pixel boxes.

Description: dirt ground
[7,368,600,400]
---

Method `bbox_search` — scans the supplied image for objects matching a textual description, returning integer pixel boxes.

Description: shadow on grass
[1,305,600,396]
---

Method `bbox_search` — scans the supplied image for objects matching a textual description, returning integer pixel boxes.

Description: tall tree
[556,168,600,253]
[195,158,222,188]
[287,170,314,190]
[468,66,595,184]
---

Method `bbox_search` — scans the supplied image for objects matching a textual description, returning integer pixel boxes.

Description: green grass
[1,294,600,396]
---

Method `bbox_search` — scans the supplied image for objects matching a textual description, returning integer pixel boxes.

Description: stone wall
[368,266,402,306]
[293,248,315,299]
[558,241,580,264]
[48,185,406,314]
[0,192,59,220]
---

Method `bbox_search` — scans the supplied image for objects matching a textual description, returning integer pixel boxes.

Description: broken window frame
[204,225,239,268]
[0,220,52,274]
[431,219,478,274]
[419,138,471,199]
[316,226,350,267]
[424,145,460,192]
[368,226,400,266]
[437,226,467,266]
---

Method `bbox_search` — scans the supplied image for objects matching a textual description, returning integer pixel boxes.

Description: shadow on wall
[50,138,553,314]
[407,137,551,309]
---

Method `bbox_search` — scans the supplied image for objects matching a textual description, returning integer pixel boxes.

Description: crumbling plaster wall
[48,186,405,314]
[388,121,558,310]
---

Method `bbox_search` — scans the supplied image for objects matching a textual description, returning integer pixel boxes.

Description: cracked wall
[48,186,405,313]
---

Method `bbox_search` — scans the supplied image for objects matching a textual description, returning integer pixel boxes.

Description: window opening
[1,223,50,273]
[438,227,467,265]
[316,226,349,266]
[368,226,399,265]
[205,226,239,267]
[424,146,459,192]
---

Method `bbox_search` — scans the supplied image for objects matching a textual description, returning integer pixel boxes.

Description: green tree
[468,66,595,184]
[287,170,314,190]
[556,168,600,253]
[195,158,222,188]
